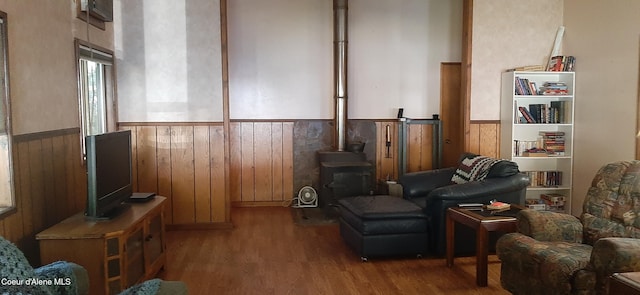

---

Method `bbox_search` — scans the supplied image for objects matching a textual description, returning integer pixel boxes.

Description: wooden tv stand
[36,196,166,295]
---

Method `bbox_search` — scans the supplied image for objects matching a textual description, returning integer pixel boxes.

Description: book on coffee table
[487,201,510,210]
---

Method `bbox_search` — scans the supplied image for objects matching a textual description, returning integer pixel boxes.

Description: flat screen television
[85,130,133,220]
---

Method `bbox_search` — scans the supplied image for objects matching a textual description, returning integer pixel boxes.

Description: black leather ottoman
[337,195,429,261]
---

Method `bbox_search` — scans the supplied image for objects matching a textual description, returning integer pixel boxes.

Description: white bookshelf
[500,71,575,214]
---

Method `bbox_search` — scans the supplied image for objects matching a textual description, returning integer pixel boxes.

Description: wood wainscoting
[375,120,439,182]
[123,120,441,213]
[467,120,500,158]
[2,128,87,264]
[228,122,294,207]
[119,124,229,227]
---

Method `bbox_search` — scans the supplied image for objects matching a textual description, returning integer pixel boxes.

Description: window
[76,39,116,156]
[0,11,15,217]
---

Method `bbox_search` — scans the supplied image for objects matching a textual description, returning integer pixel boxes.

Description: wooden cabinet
[36,197,167,295]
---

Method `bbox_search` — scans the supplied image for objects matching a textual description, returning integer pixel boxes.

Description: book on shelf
[513,140,539,156]
[550,101,571,123]
[541,193,565,205]
[514,78,571,96]
[514,77,538,95]
[540,81,569,95]
[525,199,547,211]
[516,102,571,124]
[546,55,576,72]
[518,106,535,123]
[524,170,563,187]
[540,193,566,211]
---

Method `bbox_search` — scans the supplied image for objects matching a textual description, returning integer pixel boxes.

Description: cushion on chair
[450,154,506,184]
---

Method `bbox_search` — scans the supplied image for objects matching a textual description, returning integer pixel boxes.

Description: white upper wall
[227,0,462,120]
[115,0,224,122]
[471,0,563,120]
[227,0,333,120]
[349,0,462,119]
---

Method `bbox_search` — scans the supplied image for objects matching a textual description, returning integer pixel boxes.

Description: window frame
[0,10,16,219]
[74,39,117,159]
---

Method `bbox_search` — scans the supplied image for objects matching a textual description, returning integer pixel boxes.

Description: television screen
[85,130,133,219]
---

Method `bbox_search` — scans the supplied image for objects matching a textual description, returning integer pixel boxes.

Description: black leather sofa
[398,157,530,256]
[337,153,530,260]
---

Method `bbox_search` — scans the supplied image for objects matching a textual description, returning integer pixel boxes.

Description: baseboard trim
[166,222,234,231]
[231,201,291,207]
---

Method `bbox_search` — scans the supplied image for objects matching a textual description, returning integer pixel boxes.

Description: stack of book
[540,193,565,212]
[540,82,569,95]
[539,131,565,156]
[525,199,547,211]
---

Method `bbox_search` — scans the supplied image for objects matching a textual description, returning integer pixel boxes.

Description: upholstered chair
[497,160,640,294]
[0,236,187,295]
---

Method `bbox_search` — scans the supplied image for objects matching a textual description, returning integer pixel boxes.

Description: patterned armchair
[0,236,187,295]
[496,161,640,294]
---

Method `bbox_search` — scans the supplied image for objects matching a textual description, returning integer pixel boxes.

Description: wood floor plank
[161,207,509,295]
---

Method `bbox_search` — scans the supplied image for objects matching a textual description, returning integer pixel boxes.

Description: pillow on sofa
[486,160,520,178]
[451,154,504,184]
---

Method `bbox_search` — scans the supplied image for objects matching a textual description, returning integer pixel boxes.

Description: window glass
[76,40,115,157]
[0,12,15,216]
[79,59,107,136]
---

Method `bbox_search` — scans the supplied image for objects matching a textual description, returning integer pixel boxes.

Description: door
[440,62,464,168]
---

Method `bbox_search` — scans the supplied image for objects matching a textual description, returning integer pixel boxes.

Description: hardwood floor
[160,207,510,295]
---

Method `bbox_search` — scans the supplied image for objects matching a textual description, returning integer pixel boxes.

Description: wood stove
[318,151,373,208]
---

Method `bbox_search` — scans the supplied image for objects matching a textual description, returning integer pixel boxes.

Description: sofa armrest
[591,237,640,273]
[589,237,640,293]
[427,173,529,201]
[398,167,456,199]
[516,210,583,243]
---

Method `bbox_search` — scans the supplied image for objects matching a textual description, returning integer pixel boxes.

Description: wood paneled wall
[374,121,438,182]
[228,122,294,207]
[467,121,500,158]
[375,121,398,182]
[120,124,229,227]
[1,128,86,264]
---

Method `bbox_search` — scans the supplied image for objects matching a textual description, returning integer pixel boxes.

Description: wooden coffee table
[609,272,640,294]
[445,205,524,287]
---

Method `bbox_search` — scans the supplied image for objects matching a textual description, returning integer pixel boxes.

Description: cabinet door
[144,212,165,270]
[125,226,145,287]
